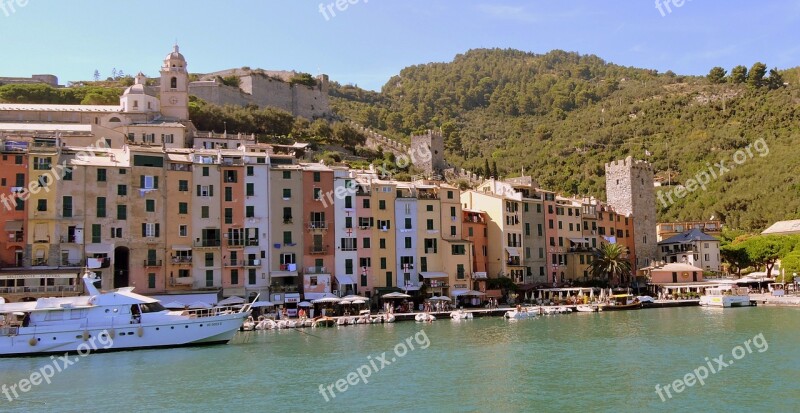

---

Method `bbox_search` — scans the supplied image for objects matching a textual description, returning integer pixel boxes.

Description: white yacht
[699,286,752,308]
[0,272,251,357]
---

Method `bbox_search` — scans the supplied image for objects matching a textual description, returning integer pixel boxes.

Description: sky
[0,0,798,91]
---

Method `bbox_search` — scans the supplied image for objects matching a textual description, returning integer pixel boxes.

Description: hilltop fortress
[189,68,331,120]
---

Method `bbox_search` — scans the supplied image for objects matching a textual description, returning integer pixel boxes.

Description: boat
[504,306,537,319]
[699,286,752,308]
[0,271,251,357]
[242,316,256,331]
[575,304,599,313]
[414,313,436,323]
[599,294,642,311]
[450,310,474,320]
[312,316,336,328]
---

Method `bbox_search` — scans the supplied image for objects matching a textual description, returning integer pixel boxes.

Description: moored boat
[575,304,599,313]
[0,271,251,357]
[699,286,752,308]
[599,294,642,311]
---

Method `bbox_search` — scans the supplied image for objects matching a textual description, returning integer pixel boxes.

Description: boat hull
[599,302,642,311]
[699,295,752,308]
[0,312,247,357]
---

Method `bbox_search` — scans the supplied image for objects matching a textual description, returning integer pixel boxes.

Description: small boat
[312,316,336,328]
[699,286,752,308]
[542,307,559,315]
[242,316,256,331]
[504,307,536,319]
[383,314,396,323]
[575,304,599,313]
[414,313,435,323]
[450,310,474,320]
[336,317,348,326]
[599,295,642,311]
[256,319,277,330]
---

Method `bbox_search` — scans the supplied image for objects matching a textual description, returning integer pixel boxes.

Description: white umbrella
[218,296,245,306]
[189,301,212,309]
[250,301,274,308]
[341,295,367,301]
[338,300,353,305]
[464,290,486,296]
[429,296,451,302]
[382,292,411,299]
[298,301,312,307]
[312,297,342,304]
[163,301,185,309]
[351,299,366,305]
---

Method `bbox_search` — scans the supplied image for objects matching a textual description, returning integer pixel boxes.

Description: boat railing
[180,306,242,318]
[1,327,19,336]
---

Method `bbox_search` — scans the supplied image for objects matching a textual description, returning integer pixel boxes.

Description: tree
[741,235,791,277]
[720,243,751,277]
[780,252,800,283]
[729,65,747,84]
[491,160,498,179]
[484,159,490,179]
[707,67,727,84]
[588,243,632,285]
[766,68,785,90]
[93,70,100,82]
[747,62,767,88]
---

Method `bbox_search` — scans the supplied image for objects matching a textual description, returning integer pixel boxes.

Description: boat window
[45,311,64,321]
[140,302,166,313]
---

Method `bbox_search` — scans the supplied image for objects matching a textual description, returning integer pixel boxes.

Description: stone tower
[159,44,189,120]
[410,130,445,178]
[605,156,657,269]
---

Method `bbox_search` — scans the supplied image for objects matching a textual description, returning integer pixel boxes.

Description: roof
[0,103,120,112]
[762,219,800,235]
[659,228,719,245]
[646,263,705,273]
[0,123,93,132]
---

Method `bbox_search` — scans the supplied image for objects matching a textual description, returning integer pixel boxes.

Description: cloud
[475,4,540,23]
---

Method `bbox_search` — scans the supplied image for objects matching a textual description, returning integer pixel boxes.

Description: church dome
[163,44,187,69]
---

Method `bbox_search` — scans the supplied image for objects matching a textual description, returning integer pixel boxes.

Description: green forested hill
[330,49,800,231]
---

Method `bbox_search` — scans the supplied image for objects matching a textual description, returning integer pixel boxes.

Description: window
[404,237,412,249]
[360,257,371,268]
[457,264,465,279]
[345,259,354,275]
[37,175,48,190]
[97,169,106,182]
[345,196,352,209]
[525,223,531,236]
[230,269,239,285]
[379,238,386,249]
[450,226,456,236]
[179,225,188,237]
[91,224,101,243]
[197,185,213,197]
[283,207,293,222]
[117,184,127,196]
[424,238,437,254]
[363,237,371,248]
[282,171,291,179]
[205,253,214,267]
[36,199,47,212]
[379,200,386,210]
[179,202,188,215]
[142,223,160,238]
[202,167,209,177]
[33,157,51,170]
[425,219,433,230]
[225,187,233,202]
[447,191,454,199]
[380,257,387,270]
[363,199,370,208]
[117,205,127,220]
[201,206,209,218]
[283,231,293,245]
[246,206,254,218]
[96,197,106,218]
[426,205,433,212]
[345,217,353,229]
[146,199,155,212]
[15,199,24,211]
[206,270,214,287]
[224,208,233,224]
[140,175,158,189]
[340,238,357,251]
[313,172,321,182]
[110,228,122,238]
[313,188,322,200]
[148,274,156,289]
[63,167,73,181]
[282,188,291,199]
[62,196,72,217]
[246,183,254,197]
[468,227,473,237]
[451,245,466,255]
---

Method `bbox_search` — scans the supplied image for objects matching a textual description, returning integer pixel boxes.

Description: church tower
[159,44,189,120]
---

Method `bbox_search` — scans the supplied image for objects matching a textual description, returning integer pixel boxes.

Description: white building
[658,228,721,273]
[395,184,419,291]
[333,169,359,296]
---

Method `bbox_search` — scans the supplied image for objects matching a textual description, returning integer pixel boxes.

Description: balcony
[246,238,259,247]
[244,259,261,267]
[306,266,329,275]
[308,221,328,231]
[282,218,293,224]
[309,246,328,255]
[224,259,242,267]
[569,246,595,253]
[506,258,522,266]
[269,284,299,293]
[172,277,194,286]
[194,239,221,248]
[227,239,244,248]
[59,236,78,244]
[60,259,83,267]
[32,259,49,266]
[144,259,163,267]
[171,256,193,265]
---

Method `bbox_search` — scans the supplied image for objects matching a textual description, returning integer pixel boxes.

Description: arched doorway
[114,247,130,288]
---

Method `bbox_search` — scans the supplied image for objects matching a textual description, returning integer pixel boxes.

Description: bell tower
[159,44,189,120]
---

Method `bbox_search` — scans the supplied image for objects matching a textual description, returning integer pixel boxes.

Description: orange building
[220,151,247,296]
[0,146,27,268]
[302,166,335,296]
[462,209,488,290]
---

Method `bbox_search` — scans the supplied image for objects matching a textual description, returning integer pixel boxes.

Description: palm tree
[588,243,632,286]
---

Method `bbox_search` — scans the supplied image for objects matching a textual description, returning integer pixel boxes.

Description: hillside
[330,49,800,231]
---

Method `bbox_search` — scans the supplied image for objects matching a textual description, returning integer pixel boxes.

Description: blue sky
[1,0,798,90]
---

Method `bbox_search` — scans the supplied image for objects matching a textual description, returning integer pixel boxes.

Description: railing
[306,266,328,274]
[60,259,83,267]
[144,260,163,267]
[172,256,193,264]
[270,285,299,293]
[244,259,260,267]
[507,259,522,266]
[309,246,328,255]
[227,239,244,247]
[246,239,259,247]
[0,285,79,294]
[224,259,242,267]
[172,277,194,286]
[32,259,49,266]
[1,327,19,336]
[194,240,221,247]
[308,221,328,230]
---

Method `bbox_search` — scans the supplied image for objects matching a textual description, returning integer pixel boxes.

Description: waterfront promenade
[750,293,800,306]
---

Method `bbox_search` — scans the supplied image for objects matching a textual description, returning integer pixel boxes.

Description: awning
[166,153,191,162]
[270,271,298,278]
[569,237,590,244]
[419,272,449,279]
[473,272,487,279]
[304,292,332,301]
[171,245,192,251]
[403,285,421,291]
[85,243,113,254]
[4,221,23,232]
[505,247,520,257]
[336,275,357,285]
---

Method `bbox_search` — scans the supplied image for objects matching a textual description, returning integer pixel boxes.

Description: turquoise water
[1,307,799,412]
